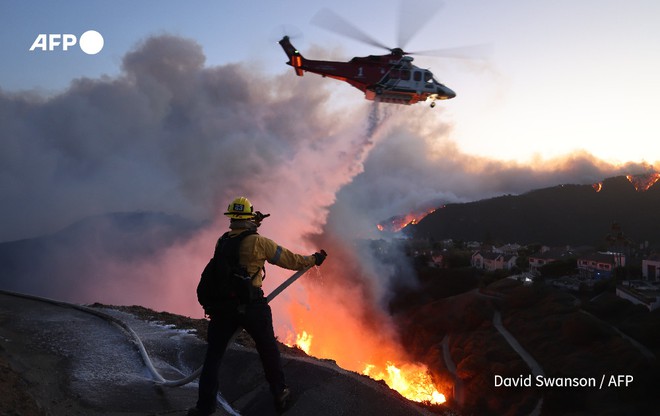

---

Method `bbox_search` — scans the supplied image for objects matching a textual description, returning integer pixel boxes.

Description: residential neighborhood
[414,239,660,311]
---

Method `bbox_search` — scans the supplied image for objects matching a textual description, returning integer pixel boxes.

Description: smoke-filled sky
[2,0,659,243]
[3,0,660,165]
[2,0,659,386]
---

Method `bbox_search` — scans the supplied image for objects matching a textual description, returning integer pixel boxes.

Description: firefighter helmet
[224,196,255,219]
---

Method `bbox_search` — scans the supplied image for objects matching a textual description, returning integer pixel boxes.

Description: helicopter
[278,6,487,108]
[279,36,454,108]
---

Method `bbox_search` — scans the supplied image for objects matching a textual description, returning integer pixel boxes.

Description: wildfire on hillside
[285,329,446,405]
[377,207,438,233]
[284,330,313,355]
[626,173,660,191]
[282,205,450,409]
[363,362,446,404]
[592,182,603,192]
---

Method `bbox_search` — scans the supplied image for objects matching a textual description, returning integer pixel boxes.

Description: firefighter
[188,196,327,415]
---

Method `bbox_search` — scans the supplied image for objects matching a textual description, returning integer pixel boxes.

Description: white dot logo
[79,30,104,55]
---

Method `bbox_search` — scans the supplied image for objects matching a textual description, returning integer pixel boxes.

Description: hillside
[0,292,437,416]
[410,175,660,247]
[0,212,202,301]
[3,175,660,415]
[391,273,660,415]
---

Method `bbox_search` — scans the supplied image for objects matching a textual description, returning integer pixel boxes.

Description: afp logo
[29,30,104,55]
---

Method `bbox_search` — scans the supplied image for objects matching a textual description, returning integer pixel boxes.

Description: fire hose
[0,266,312,389]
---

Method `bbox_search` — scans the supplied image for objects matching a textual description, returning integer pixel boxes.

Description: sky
[0,0,658,249]
[2,0,660,394]
[1,0,660,272]
[2,0,660,165]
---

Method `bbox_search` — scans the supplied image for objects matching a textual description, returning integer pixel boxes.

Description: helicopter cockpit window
[424,71,434,83]
[413,71,422,82]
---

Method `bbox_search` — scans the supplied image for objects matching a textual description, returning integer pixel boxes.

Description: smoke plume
[1,34,654,384]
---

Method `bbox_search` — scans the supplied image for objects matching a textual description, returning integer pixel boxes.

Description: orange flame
[377,208,437,233]
[363,362,446,404]
[285,330,313,354]
[626,173,660,191]
[284,325,447,404]
[279,238,448,408]
[592,182,603,192]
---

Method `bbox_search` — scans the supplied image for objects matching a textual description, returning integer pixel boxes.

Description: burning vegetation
[593,172,659,193]
[363,362,446,404]
[284,330,313,355]
[285,328,446,405]
[377,207,438,233]
[626,172,660,191]
[280,233,449,408]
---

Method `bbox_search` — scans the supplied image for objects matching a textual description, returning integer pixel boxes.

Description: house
[528,248,574,274]
[471,251,484,269]
[493,243,522,255]
[472,251,517,271]
[529,249,565,273]
[466,241,482,250]
[529,252,554,274]
[642,255,660,281]
[577,252,624,279]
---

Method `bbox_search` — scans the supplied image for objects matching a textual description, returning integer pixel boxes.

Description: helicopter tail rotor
[269,24,304,45]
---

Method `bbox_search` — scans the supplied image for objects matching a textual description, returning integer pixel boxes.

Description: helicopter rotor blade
[409,43,493,60]
[310,3,490,62]
[397,0,444,49]
[311,8,392,52]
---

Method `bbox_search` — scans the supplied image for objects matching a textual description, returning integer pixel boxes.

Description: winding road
[492,310,545,378]
[440,308,545,416]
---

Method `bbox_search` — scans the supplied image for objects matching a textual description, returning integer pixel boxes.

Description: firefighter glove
[313,250,327,266]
